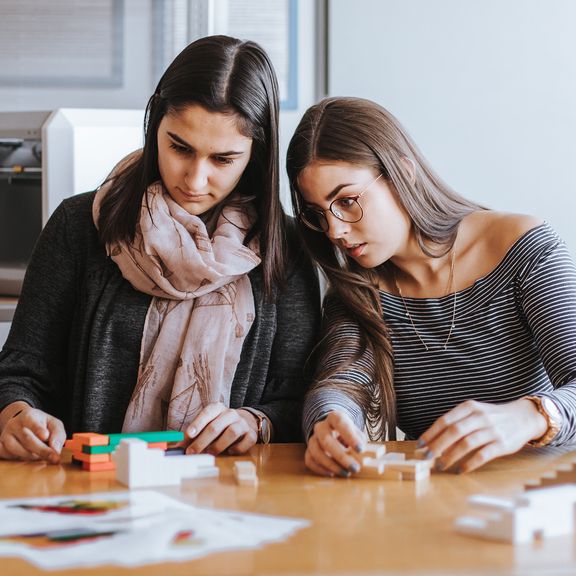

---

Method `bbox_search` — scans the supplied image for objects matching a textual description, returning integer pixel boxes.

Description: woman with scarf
[0,36,320,463]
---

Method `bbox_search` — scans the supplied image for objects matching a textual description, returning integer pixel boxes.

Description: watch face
[541,397,562,422]
[260,418,271,444]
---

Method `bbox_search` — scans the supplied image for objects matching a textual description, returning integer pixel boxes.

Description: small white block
[233,461,258,486]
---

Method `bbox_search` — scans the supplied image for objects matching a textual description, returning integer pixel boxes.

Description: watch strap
[525,395,561,447]
[240,407,271,444]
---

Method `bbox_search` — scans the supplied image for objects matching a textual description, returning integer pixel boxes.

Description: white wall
[329,0,576,255]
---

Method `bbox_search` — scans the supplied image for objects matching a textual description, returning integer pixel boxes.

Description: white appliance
[0,108,144,296]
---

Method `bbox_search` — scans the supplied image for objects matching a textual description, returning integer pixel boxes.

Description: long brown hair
[286,97,483,439]
[98,35,284,298]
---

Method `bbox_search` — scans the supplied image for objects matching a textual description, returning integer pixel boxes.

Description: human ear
[400,157,416,185]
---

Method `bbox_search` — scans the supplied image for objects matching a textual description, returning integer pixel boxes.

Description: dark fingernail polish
[339,469,351,478]
[425,449,434,459]
[349,462,360,474]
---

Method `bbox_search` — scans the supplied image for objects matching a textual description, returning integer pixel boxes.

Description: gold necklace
[393,250,457,351]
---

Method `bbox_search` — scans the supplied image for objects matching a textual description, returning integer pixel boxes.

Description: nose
[184,159,209,191]
[325,212,349,241]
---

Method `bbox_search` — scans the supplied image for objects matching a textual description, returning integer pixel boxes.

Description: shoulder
[455,211,547,289]
[481,212,543,250]
[57,191,98,234]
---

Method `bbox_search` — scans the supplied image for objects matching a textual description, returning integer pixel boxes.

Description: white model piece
[454,484,576,543]
[525,462,576,491]
[354,449,430,482]
[233,461,258,486]
[113,439,219,488]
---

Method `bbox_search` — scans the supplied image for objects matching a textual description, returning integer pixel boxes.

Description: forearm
[303,388,365,443]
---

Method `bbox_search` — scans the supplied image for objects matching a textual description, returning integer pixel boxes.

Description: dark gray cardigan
[0,192,321,441]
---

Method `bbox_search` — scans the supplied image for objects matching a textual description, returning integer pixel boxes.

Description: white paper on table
[0,490,309,569]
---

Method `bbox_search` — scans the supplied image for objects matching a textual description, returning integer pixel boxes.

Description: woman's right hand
[305,411,367,477]
[0,403,66,463]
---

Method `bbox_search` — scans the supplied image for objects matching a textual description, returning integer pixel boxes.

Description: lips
[342,242,366,258]
[178,188,209,200]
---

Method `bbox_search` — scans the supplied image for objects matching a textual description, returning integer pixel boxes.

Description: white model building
[113,439,219,488]
[455,484,576,543]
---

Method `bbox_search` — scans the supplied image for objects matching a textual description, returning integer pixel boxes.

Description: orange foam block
[72,433,109,446]
[73,452,112,464]
[82,460,116,472]
[147,442,169,450]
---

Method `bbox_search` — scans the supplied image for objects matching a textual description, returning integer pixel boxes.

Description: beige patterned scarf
[93,181,260,432]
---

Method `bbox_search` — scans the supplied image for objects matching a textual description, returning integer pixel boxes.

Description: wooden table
[1,442,575,575]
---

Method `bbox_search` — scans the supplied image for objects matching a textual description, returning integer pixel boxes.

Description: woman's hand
[305,411,367,477]
[0,404,66,464]
[418,398,548,473]
[184,403,259,455]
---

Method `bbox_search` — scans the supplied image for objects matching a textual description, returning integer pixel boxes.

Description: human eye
[169,142,192,155]
[213,155,235,166]
[335,196,358,209]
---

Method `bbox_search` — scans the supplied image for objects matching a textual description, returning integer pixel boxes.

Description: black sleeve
[253,222,322,442]
[0,199,80,418]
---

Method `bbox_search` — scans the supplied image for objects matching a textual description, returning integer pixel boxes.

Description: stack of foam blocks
[63,431,186,472]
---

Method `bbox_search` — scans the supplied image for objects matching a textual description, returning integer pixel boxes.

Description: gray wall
[329,0,576,255]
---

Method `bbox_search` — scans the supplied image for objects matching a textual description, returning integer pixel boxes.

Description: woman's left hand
[183,403,259,456]
[418,398,548,473]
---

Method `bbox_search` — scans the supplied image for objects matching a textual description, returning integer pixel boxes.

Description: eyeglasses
[298,173,383,232]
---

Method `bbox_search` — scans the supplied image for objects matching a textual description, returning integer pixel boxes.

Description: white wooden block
[113,439,218,488]
[381,452,406,462]
[455,485,576,543]
[356,457,385,478]
[233,461,258,486]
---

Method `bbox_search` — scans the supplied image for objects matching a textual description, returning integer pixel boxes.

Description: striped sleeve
[518,240,576,444]
[302,296,371,441]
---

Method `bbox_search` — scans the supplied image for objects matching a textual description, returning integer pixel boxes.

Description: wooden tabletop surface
[0,441,575,575]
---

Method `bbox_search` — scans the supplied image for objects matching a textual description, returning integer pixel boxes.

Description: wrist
[239,407,272,444]
[517,398,548,441]
[0,401,31,431]
[521,396,563,446]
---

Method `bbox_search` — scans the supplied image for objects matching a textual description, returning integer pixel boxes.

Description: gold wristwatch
[525,395,562,447]
[241,407,271,444]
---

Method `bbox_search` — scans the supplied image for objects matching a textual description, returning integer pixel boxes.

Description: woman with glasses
[0,36,320,463]
[287,96,576,476]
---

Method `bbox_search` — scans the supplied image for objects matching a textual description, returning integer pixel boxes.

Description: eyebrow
[167,131,246,156]
[304,183,357,208]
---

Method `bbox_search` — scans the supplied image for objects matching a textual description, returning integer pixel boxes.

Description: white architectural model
[113,439,219,488]
[455,484,576,543]
[352,443,433,481]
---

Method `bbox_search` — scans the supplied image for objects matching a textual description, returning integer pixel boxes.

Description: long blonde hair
[287,97,484,439]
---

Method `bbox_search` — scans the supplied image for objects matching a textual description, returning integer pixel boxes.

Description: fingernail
[425,449,434,460]
[349,462,360,474]
[453,466,462,475]
[355,443,364,454]
[435,460,445,472]
[53,441,62,452]
[416,439,426,448]
[187,427,197,437]
[339,469,351,478]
